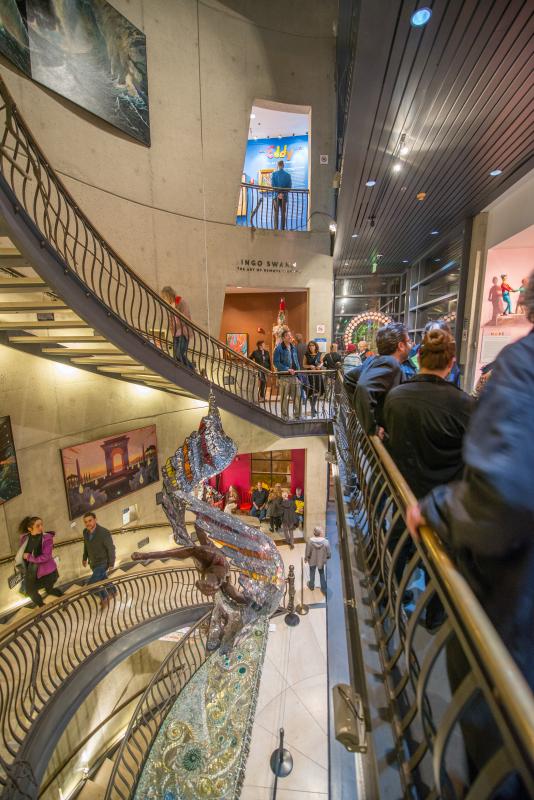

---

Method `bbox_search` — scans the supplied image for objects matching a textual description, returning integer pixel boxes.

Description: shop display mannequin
[501,274,517,316]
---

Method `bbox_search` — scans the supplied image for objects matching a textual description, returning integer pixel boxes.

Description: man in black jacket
[82,512,116,607]
[250,481,269,522]
[250,340,271,400]
[407,272,534,792]
[354,322,411,436]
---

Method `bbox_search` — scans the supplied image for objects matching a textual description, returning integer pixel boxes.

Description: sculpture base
[270,747,294,777]
[284,611,300,626]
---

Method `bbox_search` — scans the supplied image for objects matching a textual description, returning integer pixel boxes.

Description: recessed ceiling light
[250,113,256,119]
[329,222,337,233]
[352,234,359,239]
[366,180,377,187]
[434,258,441,262]
[393,163,402,172]
[490,169,503,176]
[411,7,432,27]
[430,230,439,235]
[402,259,409,263]
[400,146,410,156]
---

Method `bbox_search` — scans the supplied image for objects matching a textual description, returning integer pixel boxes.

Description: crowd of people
[345,271,534,793]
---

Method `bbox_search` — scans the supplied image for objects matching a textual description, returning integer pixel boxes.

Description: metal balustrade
[333,380,534,798]
[237,183,309,231]
[0,565,209,798]
[0,78,330,430]
[104,613,211,800]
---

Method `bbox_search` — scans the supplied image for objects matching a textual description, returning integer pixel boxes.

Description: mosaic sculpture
[132,393,285,654]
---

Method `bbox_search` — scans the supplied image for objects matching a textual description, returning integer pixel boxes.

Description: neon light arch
[343,311,392,347]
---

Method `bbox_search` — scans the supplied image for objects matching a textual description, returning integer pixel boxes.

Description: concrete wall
[0,0,336,332]
[0,345,327,609]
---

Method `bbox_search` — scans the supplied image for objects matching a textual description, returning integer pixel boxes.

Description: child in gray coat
[305,526,331,594]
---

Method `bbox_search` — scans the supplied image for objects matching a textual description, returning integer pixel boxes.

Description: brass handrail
[0,563,212,796]
[334,378,534,797]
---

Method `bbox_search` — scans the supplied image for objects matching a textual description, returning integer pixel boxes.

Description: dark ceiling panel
[334,0,534,276]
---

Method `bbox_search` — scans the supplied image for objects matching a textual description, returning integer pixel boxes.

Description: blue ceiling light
[411,7,432,27]
[366,180,377,187]
[352,233,359,238]
[430,229,439,235]
[490,169,503,176]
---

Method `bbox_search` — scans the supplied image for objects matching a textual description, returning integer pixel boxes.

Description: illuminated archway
[343,311,392,349]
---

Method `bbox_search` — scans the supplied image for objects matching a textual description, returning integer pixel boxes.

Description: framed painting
[0,0,31,75]
[1,0,150,144]
[60,424,158,520]
[226,333,248,357]
[0,416,22,504]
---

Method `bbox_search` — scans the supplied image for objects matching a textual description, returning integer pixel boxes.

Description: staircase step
[92,757,115,788]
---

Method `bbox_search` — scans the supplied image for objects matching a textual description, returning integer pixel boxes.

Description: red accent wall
[212,449,305,499]
[291,449,305,494]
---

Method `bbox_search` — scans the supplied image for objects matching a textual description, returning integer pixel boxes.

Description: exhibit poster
[0,0,150,144]
[226,333,248,357]
[61,424,158,519]
[0,416,22,505]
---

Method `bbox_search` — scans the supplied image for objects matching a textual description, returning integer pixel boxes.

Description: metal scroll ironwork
[0,78,333,424]
[333,377,534,798]
[0,565,211,797]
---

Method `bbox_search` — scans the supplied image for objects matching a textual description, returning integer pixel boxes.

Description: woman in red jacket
[18,516,63,607]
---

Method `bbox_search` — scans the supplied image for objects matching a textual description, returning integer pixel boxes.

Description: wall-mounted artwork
[0,0,30,75]
[0,0,150,145]
[60,424,158,520]
[0,416,22,504]
[226,332,248,357]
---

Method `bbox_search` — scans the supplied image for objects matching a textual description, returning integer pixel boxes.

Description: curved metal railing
[0,78,332,422]
[104,613,211,800]
[0,564,209,797]
[334,380,534,798]
[237,182,309,231]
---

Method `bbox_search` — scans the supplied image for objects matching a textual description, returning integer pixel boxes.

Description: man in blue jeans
[250,481,269,522]
[82,512,116,608]
[271,159,292,229]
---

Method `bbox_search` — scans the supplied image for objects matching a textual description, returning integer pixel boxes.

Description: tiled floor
[241,544,328,799]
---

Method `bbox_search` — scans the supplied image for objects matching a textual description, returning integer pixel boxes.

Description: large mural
[60,424,158,519]
[0,0,150,145]
[0,416,22,505]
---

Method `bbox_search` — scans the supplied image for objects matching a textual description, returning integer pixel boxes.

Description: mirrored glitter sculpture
[162,391,237,495]
[132,394,285,654]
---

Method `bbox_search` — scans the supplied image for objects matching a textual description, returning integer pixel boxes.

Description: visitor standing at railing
[342,343,361,374]
[407,272,534,787]
[16,516,63,607]
[323,342,343,371]
[302,339,324,416]
[82,512,117,608]
[161,286,195,371]
[353,322,411,437]
[274,329,302,419]
[271,159,292,230]
[384,328,474,629]
[250,339,271,401]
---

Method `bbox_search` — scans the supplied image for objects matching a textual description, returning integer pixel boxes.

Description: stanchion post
[296,557,309,616]
[284,565,300,626]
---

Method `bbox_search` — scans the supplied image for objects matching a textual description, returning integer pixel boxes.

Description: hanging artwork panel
[0,416,22,504]
[0,0,150,145]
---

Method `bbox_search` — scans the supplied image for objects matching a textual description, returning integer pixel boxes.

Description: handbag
[14,536,27,568]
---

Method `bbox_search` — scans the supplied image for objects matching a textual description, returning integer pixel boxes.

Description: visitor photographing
[82,512,116,608]
[16,516,63,607]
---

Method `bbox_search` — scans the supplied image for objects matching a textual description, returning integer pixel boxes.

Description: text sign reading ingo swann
[237,259,300,274]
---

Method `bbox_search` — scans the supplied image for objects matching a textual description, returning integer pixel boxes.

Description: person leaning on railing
[407,270,534,791]
[271,159,292,230]
[273,328,302,419]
